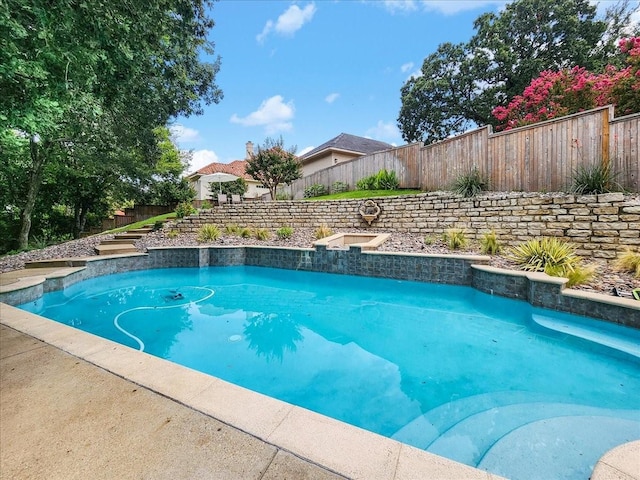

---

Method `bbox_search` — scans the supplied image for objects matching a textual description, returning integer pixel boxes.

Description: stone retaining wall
[176,192,640,260]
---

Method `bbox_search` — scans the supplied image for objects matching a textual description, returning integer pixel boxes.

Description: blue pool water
[20,266,640,480]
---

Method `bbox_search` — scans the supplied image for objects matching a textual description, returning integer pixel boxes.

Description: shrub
[167,229,179,239]
[196,224,220,242]
[331,181,349,194]
[453,168,489,197]
[239,227,252,238]
[546,263,596,287]
[276,226,294,239]
[374,169,399,190]
[424,236,433,246]
[225,224,241,235]
[276,192,292,200]
[200,200,212,210]
[153,221,164,231]
[314,224,332,239]
[356,169,399,191]
[443,229,468,250]
[304,184,328,198]
[614,250,640,278]
[480,230,501,255]
[175,202,196,218]
[356,175,376,191]
[254,228,270,240]
[571,163,621,194]
[509,237,591,285]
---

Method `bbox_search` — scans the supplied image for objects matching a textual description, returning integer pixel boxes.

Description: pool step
[94,243,139,255]
[532,314,640,360]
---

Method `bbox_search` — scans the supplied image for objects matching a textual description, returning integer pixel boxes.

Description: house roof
[186,160,254,181]
[300,133,393,162]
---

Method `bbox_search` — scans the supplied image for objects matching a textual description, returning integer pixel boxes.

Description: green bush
[480,230,501,255]
[314,224,332,239]
[276,226,294,239]
[331,181,349,194]
[375,169,399,190]
[196,224,220,242]
[254,228,270,240]
[225,224,241,235]
[200,200,212,210]
[443,229,468,250]
[304,184,328,198]
[275,191,291,200]
[175,202,196,218]
[239,227,252,238]
[356,169,399,191]
[508,237,594,286]
[614,250,640,278]
[571,163,621,194]
[453,168,489,197]
[356,175,376,191]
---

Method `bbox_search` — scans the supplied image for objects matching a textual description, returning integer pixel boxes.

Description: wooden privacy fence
[289,106,639,197]
[100,204,174,231]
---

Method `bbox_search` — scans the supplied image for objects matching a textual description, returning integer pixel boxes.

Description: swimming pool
[19,266,640,480]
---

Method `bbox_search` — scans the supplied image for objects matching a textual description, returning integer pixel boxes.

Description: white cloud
[170,125,199,143]
[382,0,503,15]
[400,62,414,73]
[189,149,219,173]
[365,120,401,141]
[325,93,340,104]
[230,95,295,134]
[383,1,418,14]
[298,145,315,156]
[257,3,316,43]
[256,20,274,44]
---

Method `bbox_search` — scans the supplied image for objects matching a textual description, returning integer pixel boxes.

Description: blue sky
[170,0,620,172]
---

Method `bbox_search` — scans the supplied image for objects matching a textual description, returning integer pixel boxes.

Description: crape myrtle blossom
[493,37,640,130]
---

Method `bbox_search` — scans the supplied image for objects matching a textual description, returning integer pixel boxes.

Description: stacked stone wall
[176,192,640,260]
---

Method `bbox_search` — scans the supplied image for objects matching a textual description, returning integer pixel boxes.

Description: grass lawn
[306,189,423,200]
[103,212,177,234]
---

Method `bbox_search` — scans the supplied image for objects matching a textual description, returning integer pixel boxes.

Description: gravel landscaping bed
[1,226,637,298]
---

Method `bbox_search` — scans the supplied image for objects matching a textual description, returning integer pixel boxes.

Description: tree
[245,137,301,200]
[492,37,640,130]
[0,0,223,249]
[209,178,248,199]
[398,0,639,145]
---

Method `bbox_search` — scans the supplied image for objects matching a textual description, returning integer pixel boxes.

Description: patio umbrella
[208,172,239,193]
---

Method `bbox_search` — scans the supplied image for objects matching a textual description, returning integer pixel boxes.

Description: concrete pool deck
[1,259,639,479]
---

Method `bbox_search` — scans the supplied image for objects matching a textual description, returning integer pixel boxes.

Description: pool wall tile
[2,246,638,327]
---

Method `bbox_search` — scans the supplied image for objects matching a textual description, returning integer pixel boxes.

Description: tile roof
[190,160,253,180]
[300,133,393,160]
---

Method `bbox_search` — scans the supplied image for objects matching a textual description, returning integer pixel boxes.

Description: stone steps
[94,243,139,255]
[24,258,88,269]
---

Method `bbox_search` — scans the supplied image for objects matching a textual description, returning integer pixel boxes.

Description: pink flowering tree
[493,37,640,130]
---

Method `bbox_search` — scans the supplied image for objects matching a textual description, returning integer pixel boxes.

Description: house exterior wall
[302,152,361,176]
[190,175,268,201]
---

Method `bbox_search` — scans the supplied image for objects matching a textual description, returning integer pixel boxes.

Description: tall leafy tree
[245,137,301,201]
[398,0,639,145]
[0,0,222,249]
